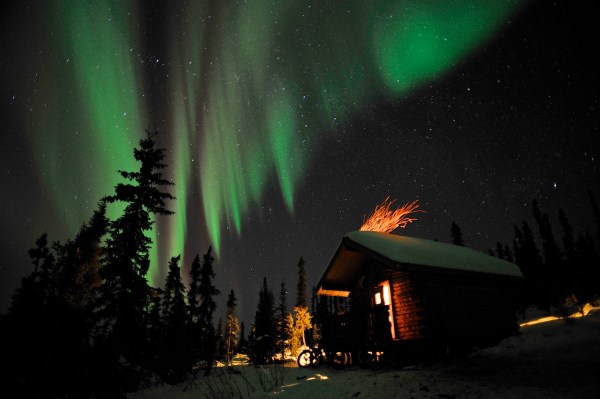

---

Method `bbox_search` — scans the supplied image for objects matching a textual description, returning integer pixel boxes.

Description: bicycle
[356,333,400,368]
[297,345,326,368]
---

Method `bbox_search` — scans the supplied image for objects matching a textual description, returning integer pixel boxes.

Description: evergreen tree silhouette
[532,199,564,306]
[576,231,600,304]
[238,321,247,353]
[215,317,225,361]
[251,277,276,364]
[558,208,584,309]
[95,131,174,394]
[296,256,307,308]
[42,203,108,396]
[197,247,219,332]
[186,254,202,366]
[451,221,465,246]
[504,244,513,262]
[559,209,578,265]
[188,254,202,321]
[188,246,220,375]
[2,203,108,398]
[276,280,290,357]
[513,221,544,308]
[160,255,190,383]
[1,233,55,397]
[195,246,220,375]
[146,287,163,373]
[496,242,505,259]
[224,289,240,367]
[589,191,600,248]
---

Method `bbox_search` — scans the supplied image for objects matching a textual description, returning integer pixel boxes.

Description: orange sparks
[359,197,424,234]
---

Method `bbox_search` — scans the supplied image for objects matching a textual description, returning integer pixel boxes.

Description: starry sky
[1,0,598,327]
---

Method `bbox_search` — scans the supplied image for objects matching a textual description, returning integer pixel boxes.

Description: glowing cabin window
[371,281,395,339]
[374,292,382,305]
[381,281,396,340]
[382,284,391,306]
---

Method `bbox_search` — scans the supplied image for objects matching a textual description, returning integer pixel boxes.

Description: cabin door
[371,281,396,340]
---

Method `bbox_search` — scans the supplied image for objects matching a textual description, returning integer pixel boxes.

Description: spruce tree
[513,221,544,307]
[296,256,307,308]
[70,203,108,305]
[496,242,505,259]
[559,208,582,306]
[43,204,108,395]
[451,221,465,246]
[532,199,564,305]
[197,247,219,333]
[576,231,600,305]
[251,277,276,364]
[215,318,225,361]
[238,321,247,353]
[160,255,190,383]
[195,246,220,373]
[2,203,108,398]
[2,233,55,396]
[224,290,240,366]
[95,132,174,392]
[187,254,202,321]
[504,244,513,263]
[559,209,577,265]
[589,191,600,248]
[146,288,163,372]
[276,280,290,357]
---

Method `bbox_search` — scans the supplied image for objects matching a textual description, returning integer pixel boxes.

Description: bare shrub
[253,363,287,393]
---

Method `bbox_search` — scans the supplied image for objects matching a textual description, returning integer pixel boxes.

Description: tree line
[451,194,600,315]
[0,132,338,398]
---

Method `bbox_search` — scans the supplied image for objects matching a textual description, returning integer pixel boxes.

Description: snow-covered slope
[130,311,599,399]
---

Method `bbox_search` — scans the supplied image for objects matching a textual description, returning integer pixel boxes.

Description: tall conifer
[224,289,240,366]
[160,255,190,382]
[296,256,307,308]
[95,132,174,392]
[451,221,465,246]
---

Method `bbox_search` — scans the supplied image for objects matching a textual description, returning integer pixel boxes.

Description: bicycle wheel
[327,351,348,370]
[312,349,325,368]
[384,350,400,367]
[357,347,375,368]
[297,349,313,367]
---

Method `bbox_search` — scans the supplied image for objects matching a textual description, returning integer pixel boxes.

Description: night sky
[1,0,598,327]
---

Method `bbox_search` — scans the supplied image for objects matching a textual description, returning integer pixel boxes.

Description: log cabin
[316,231,524,358]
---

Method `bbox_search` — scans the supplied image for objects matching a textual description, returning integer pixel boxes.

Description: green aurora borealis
[17,0,521,285]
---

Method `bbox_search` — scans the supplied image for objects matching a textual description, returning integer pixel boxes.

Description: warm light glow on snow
[306,374,329,381]
[519,315,560,327]
[520,304,599,328]
[359,197,423,234]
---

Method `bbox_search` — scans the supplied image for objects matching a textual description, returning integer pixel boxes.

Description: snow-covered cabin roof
[317,231,523,297]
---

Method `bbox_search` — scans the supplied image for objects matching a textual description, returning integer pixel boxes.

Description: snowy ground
[130,310,600,399]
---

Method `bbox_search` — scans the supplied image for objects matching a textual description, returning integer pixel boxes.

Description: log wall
[390,272,428,340]
[389,269,520,348]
